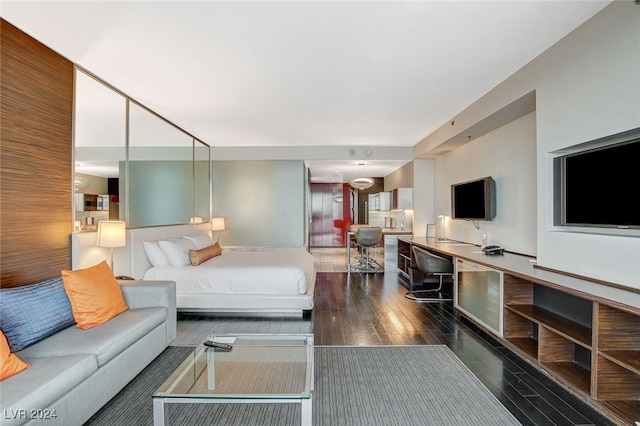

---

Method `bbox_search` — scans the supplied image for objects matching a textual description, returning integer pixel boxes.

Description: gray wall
[212,160,306,247]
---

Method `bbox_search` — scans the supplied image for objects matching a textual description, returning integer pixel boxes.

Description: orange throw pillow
[1,330,30,380]
[189,242,222,266]
[61,261,128,329]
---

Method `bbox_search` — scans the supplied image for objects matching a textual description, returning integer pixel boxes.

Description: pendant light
[349,162,374,190]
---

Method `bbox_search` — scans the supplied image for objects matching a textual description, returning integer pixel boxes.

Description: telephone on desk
[482,245,504,255]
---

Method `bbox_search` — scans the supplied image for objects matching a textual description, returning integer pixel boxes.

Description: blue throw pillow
[0,277,75,352]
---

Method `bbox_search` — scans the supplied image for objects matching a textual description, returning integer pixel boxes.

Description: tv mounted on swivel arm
[451,176,496,222]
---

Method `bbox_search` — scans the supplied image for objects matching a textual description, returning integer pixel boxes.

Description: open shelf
[599,401,640,426]
[597,304,640,371]
[503,274,533,305]
[505,304,591,347]
[599,350,640,374]
[595,304,640,424]
[596,355,640,425]
[503,283,597,416]
[543,361,591,394]
[397,239,412,277]
[503,309,538,358]
[505,337,538,359]
[539,326,591,393]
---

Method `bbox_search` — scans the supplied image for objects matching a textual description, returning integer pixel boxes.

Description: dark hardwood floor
[177,271,616,426]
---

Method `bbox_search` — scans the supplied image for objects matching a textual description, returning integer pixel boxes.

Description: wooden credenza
[399,237,640,426]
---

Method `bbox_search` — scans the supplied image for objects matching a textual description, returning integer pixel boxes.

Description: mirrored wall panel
[194,140,211,222]
[73,70,126,229]
[74,68,210,229]
[127,103,195,228]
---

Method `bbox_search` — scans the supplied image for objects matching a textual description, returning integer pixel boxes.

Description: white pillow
[159,239,194,267]
[183,233,213,250]
[142,241,169,267]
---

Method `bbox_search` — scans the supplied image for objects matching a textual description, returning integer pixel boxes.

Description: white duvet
[142,250,315,295]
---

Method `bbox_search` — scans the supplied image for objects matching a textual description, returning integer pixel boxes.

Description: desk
[399,236,640,425]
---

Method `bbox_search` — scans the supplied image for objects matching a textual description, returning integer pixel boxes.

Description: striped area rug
[86,345,520,425]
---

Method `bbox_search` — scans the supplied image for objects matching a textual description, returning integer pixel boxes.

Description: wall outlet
[481,233,487,248]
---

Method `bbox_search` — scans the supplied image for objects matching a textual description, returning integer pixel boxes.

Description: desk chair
[405,246,453,302]
[351,226,383,273]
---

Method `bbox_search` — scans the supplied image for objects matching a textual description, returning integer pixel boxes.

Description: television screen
[562,138,640,228]
[451,177,496,221]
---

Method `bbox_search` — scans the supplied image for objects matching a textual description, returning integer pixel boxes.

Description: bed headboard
[128,224,211,278]
[72,223,211,279]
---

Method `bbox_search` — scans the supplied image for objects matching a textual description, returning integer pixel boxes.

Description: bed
[71,224,316,316]
[117,224,314,316]
[142,248,316,315]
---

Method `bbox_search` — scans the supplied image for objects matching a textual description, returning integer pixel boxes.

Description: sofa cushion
[16,308,166,367]
[0,330,30,380]
[0,277,75,352]
[61,261,129,329]
[0,354,97,413]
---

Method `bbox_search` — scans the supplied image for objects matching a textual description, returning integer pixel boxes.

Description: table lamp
[96,220,126,271]
[211,217,225,243]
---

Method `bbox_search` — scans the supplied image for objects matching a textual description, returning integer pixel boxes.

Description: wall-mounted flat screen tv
[556,136,640,229]
[451,176,496,221]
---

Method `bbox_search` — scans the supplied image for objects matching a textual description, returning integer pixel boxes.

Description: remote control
[204,340,233,351]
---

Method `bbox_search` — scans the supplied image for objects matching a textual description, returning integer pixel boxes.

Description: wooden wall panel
[1,19,74,287]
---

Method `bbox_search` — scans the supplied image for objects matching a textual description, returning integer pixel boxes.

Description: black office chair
[351,226,383,273]
[405,246,453,302]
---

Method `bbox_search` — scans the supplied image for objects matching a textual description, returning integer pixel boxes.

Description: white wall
[534,2,640,288]
[411,159,435,239]
[435,112,537,255]
[413,1,640,289]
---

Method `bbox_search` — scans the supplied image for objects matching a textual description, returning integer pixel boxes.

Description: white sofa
[0,280,176,426]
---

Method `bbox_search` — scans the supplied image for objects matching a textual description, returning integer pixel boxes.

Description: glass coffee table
[153,334,314,426]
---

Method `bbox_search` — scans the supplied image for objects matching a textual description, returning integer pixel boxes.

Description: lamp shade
[211,217,225,231]
[96,221,126,248]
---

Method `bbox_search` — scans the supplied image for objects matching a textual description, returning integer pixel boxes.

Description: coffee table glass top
[153,334,314,400]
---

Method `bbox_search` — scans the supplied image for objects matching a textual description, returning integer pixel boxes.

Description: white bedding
[142,250,315,296]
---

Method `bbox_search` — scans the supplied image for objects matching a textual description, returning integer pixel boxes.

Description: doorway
[310,183,353,247]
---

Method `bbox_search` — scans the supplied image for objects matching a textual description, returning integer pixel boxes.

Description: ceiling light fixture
[349,176,374,189]
[349,162,374,190]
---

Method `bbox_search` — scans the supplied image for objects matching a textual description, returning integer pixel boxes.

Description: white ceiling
[1,0,611,182]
